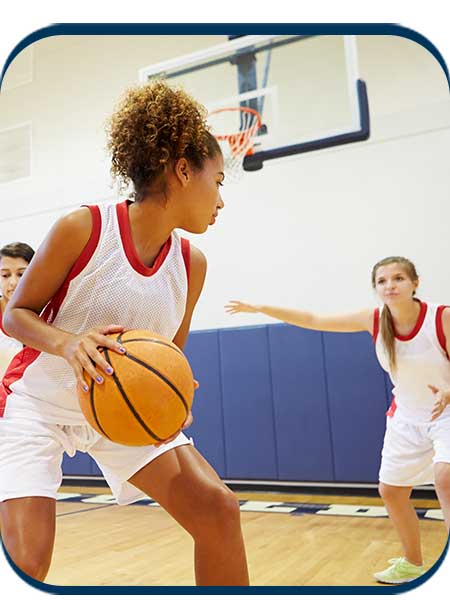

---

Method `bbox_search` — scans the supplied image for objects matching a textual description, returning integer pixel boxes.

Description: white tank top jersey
[0,200,190,424]
[374,301,450,424]
[0,309,23,377]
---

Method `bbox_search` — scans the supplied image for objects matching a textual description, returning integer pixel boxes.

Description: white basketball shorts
[0,415,192,505]
[379,411,450,486]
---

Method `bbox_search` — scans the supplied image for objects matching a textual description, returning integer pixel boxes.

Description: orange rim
[209,107,262,155]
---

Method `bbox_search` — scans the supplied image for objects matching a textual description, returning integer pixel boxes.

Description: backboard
[139,35,370,174]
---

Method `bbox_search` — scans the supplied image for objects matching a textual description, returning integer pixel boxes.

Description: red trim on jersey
[394,301,427,341]
[181,238,190,282]
[0,205,102,417]
[386,396,397,418]
[0,385,6,416]
[0,347,41,417]
[436,305,450,359]
[116,200,172,277]
[70,205,102,279]
[37,205,102,325]
[372,308,380,343]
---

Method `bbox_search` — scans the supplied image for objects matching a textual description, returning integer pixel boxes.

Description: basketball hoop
[208,106,262,182]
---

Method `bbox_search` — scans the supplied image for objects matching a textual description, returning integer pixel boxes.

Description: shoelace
[388,557,423,572]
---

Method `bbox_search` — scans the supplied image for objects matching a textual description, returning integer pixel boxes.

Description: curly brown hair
[106,80,221,201]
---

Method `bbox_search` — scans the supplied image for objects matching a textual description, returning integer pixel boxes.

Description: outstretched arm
[225,300,374,334]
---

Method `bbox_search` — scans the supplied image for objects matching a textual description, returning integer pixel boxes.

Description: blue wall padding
[62,451,93,475]
[184,329,226,475]
[268,324,334,481]
[62,324,390,484]
[219,326,278,479]
[90,457,102,475]
[322,331,389,482]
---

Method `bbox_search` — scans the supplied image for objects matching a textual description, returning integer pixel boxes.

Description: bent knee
[191,485,241,536]
[378,482,410,503]
[214,485,241,520]
[1,527,53,582]
[378,482,392,499]
[5,547,50,582]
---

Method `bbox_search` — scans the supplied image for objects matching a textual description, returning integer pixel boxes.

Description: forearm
[255,305,318,329]
[226,301,371,333]
[3,306,72,356]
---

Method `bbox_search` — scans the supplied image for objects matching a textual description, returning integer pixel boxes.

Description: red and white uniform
[0,200,193,504]
[374,301,450,486]
[0,308,23,378]
[374,301,450,424]
[0,309,23,350]
[1,200,189,422]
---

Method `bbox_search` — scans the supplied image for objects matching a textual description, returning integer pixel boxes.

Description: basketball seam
[122,351,189,415]
[118,336,184,357]
[104,347,164,442]
[89,381,111,440]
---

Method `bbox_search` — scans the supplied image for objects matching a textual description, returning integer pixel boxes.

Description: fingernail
[83,384,89,392]
[119,346,126,353]
[106,367,113,374]
[96,376,104,383]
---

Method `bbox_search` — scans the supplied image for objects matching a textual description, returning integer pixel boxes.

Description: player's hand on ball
[61,324,126,393]
[225,300,259,314]
[429,384,450,421]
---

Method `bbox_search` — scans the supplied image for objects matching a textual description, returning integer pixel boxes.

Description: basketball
[78,329,195,446]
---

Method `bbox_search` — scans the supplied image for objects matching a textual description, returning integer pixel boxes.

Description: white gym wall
[0,34,448,329]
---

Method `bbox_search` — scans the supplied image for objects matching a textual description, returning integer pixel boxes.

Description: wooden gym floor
[38,484,449,588]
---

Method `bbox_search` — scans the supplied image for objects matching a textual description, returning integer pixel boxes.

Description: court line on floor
[54,494,444,521]
[56,504,115,518]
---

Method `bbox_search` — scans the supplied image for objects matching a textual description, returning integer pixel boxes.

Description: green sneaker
[373,557,425,584]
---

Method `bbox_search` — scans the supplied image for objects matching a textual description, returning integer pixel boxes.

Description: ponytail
[380,304,397,372]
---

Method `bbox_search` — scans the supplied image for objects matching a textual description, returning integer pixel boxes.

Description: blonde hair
[371,256,419,372]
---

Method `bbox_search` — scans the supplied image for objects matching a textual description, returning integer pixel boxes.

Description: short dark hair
[0,242,35,264]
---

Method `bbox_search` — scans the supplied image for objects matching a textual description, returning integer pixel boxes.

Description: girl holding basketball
[0,81,249,585]
[226,256,450,584]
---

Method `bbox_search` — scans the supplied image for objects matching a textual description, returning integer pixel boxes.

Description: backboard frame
[138,34,370,172]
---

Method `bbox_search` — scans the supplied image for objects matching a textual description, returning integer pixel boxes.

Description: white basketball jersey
[0,200,189,424]
[374,301,450,424]
[0,309,23,378]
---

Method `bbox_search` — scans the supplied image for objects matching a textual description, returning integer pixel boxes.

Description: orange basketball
[78,329,194,446]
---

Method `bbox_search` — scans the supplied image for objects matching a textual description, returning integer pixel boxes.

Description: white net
[208,107,261,183]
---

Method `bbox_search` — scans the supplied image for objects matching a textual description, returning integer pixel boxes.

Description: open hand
[225,300,259,314]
